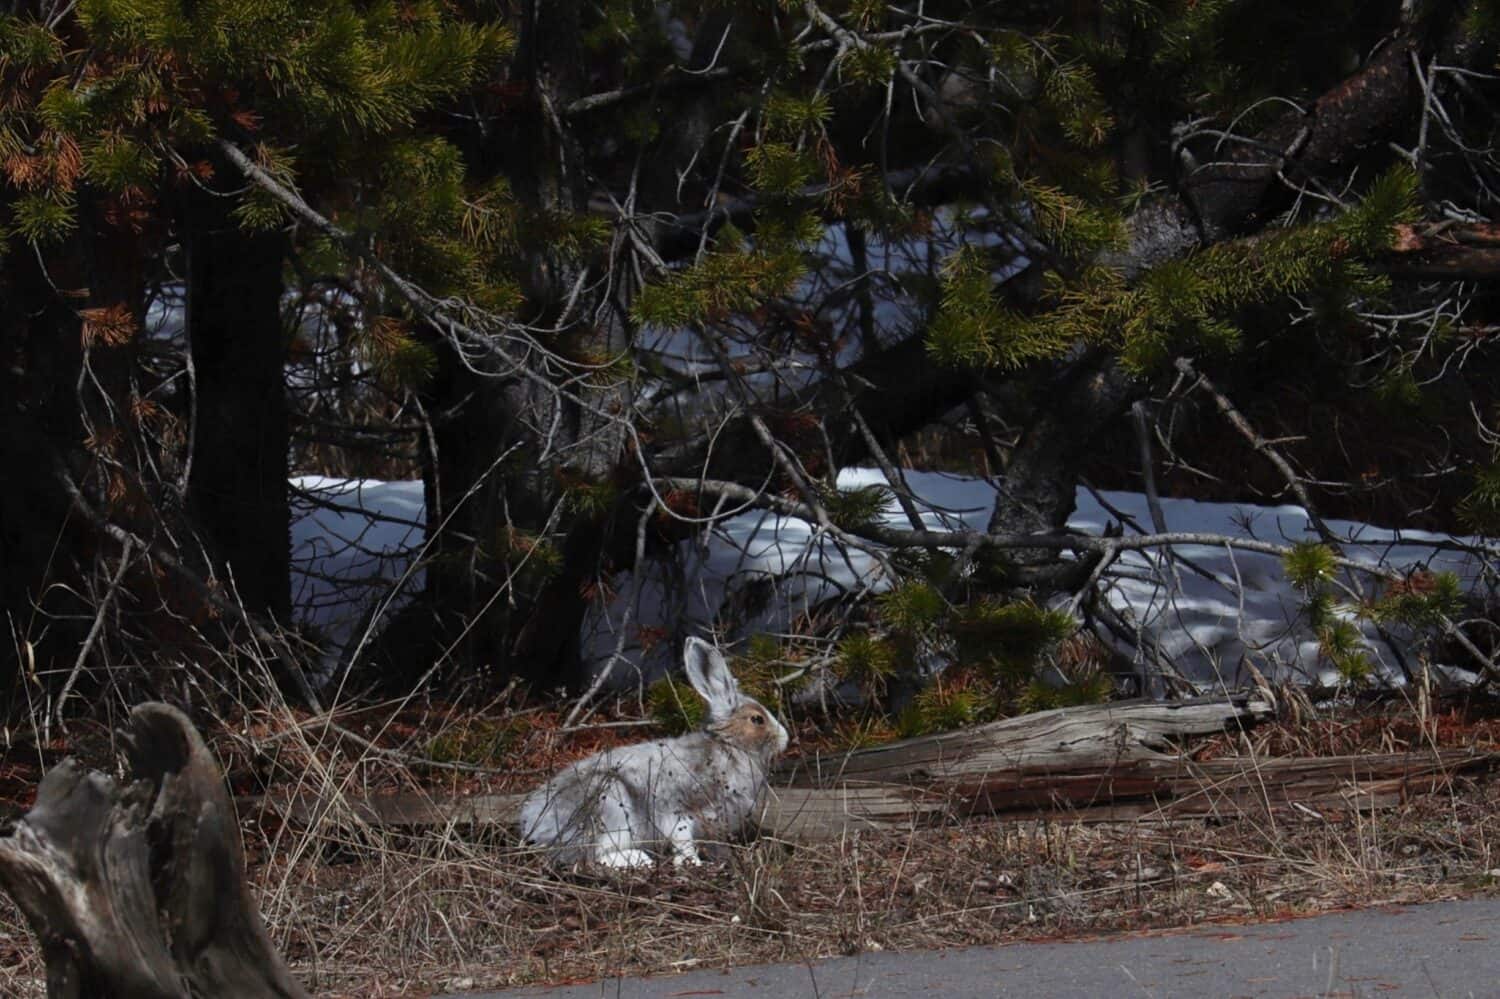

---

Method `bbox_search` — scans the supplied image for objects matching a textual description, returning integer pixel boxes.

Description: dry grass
[4,700,1500,997]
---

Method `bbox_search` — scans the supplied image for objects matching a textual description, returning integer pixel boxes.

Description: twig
[558,718,659,734]
[52,538,135,734]
[55,462,324,711]
[849,404,927,533]
[1132,401,1168,535]
[563,505,653,727]
[693,324,835,530]
[1174,357,1337,545]
[565,66,735,116]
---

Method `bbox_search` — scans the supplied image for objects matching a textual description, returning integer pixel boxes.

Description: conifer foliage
[1,2,1498,724]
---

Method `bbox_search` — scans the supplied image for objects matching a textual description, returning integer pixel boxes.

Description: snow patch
[289,475,426,678]
[288,470,1491,692]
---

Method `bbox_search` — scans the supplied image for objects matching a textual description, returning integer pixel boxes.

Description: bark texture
[0,702,307,998]
[186,179,292,619]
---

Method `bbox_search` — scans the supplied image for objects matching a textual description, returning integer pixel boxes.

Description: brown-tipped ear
[682,636,739,719]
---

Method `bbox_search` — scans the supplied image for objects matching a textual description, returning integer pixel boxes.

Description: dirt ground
[3,700,1500,997]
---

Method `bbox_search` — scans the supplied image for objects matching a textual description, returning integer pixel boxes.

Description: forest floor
[3,697,1500,997]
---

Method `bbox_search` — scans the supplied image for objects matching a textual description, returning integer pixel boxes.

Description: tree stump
[0,702,307,998]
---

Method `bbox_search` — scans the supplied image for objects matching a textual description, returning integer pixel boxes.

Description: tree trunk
[185,179,291,620]
[0,249,88,705]
[0,702,307,997]
[416,0,632,689]
[986,350,1140,561]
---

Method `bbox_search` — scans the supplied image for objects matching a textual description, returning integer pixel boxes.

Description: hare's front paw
[598,848,653,869]
[665,815,701,867]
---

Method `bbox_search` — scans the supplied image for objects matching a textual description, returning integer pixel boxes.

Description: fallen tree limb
[762,748,1497,840]
[247,696,1255,826]
[243,742,1495,844]
[778,695,1274,784]
[242,694,1494,844]
[0,703,307,998]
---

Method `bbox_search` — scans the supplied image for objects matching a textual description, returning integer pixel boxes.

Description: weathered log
[241,696,1500,843]
[0,702,307,998]
[243,745,1495,845]
[762,697,1497,837]
[761,748,1498,840]
[246,696,1297,838]
[777,695,1275,786]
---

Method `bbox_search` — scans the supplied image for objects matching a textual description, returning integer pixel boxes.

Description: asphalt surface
[452,896,1500,998]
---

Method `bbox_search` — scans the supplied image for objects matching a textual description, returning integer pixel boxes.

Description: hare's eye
[751,713,765,726]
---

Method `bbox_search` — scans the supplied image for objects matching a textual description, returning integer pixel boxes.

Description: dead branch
[655,476,1402,569]
[53,537,136,732]
[1173,356,1337,545]
[1382,222,1500,279]
[55,462,324,712]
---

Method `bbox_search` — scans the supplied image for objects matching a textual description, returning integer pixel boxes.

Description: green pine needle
[877,581,947,635]
[835,632,899,687]
[9,191,76,243]
[1283,542,1338,592]
[822,483,891,531]
[953,599,1076,678]
[647,675,707,735]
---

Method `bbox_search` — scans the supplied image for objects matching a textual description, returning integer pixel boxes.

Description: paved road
[456,897,1500,998]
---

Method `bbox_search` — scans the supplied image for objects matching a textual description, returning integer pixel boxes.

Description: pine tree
[3,1,1498,716]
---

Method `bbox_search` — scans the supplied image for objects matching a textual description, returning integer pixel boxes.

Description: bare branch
[1174,356,1338,546]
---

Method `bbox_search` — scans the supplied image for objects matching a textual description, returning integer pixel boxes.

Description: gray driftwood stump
[0,702,307,998]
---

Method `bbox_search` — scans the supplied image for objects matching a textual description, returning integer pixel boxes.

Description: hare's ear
[683,637,739,720]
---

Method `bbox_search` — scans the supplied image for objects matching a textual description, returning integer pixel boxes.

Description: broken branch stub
[0,702,307,998]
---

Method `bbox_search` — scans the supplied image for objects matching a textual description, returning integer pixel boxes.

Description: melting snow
[289,470,1491,693]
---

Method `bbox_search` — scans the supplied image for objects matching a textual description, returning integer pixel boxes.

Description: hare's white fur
[518,638,789,868]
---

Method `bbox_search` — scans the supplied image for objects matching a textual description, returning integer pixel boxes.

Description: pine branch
[640,162,980,261]
[216,139,655,481]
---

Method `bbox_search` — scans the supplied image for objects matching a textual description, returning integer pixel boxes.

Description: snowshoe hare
[519,637,789,868]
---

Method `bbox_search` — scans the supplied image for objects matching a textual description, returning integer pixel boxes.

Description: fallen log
[244,696,1343,836]
[251,756,1493,841]
[767,695,1494,836]
[761,748,1498,841]
[241,694,1494,843]
[778,695,1276,785]
[0,702,307,998]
